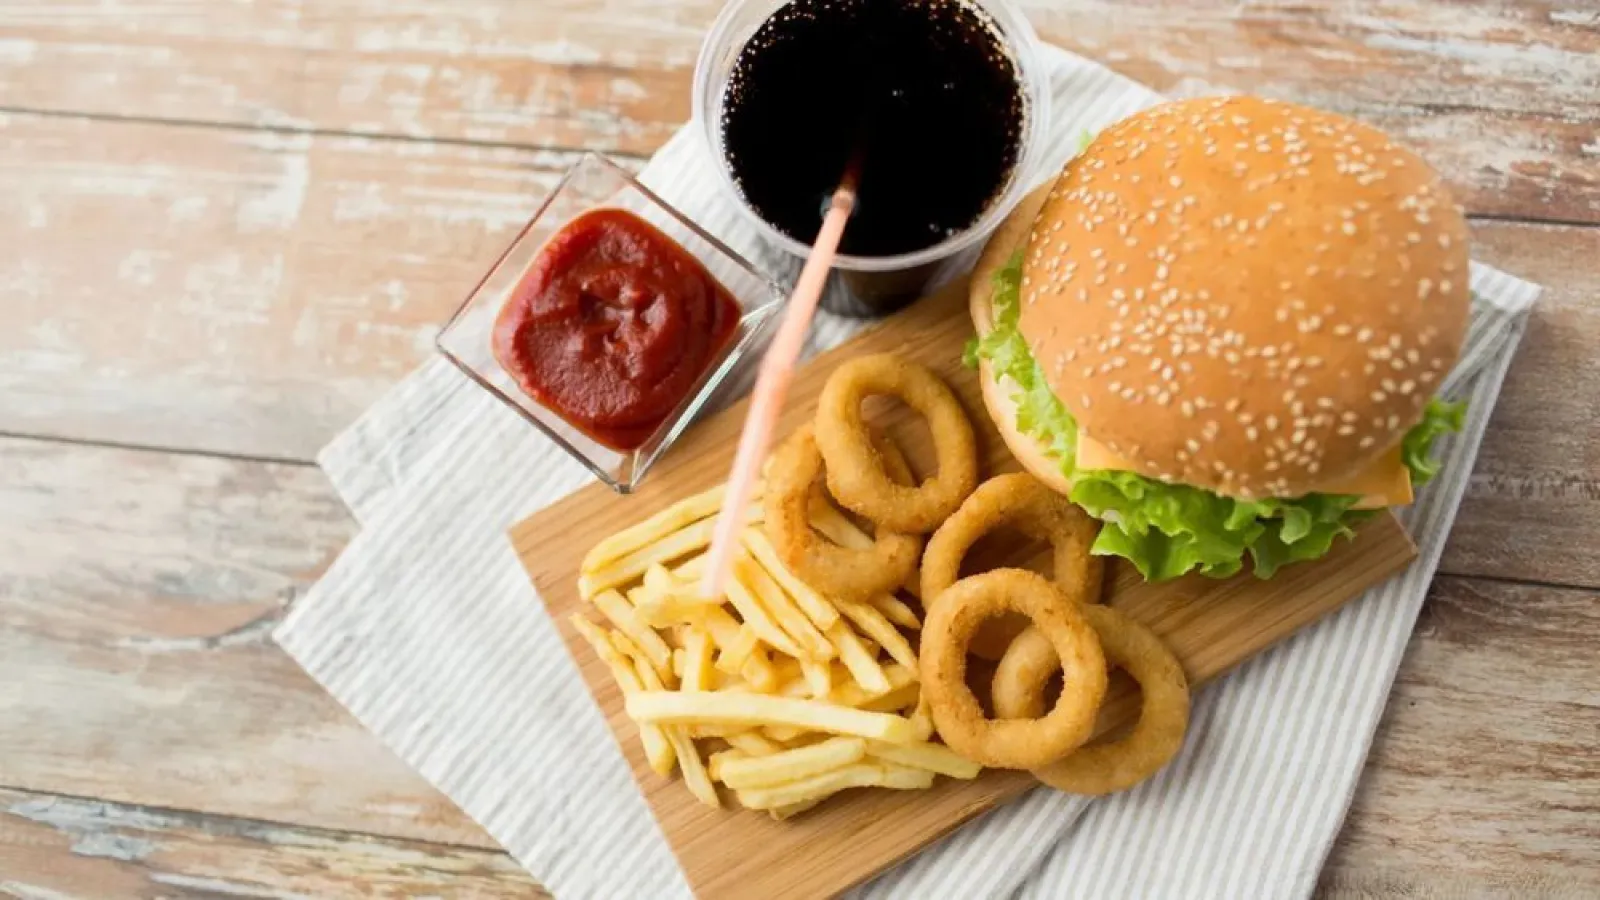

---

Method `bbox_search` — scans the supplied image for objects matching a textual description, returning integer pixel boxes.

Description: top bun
[1019,95,1470,499]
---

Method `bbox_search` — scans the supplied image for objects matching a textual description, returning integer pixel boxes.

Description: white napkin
[276,46,1539,899]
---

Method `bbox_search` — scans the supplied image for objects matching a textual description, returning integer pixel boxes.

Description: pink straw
[699,176,858,600]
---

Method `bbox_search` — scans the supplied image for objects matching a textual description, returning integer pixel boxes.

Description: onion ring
[814,353,979,534]
[921,473,1104,660]
[763,425,922,603]
[993,605,1190,795]
[920,568,1106,769]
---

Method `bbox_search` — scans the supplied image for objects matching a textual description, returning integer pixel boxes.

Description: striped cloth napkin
[275,46,1538,898]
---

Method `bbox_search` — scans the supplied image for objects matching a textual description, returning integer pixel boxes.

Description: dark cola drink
[720,0,1026,315]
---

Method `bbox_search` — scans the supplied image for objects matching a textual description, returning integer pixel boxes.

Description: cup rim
[690,0,1053,273]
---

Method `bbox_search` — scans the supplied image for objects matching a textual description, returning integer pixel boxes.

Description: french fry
[735,555,834,660]
[681,628,714,692]
[717,737,867,790]
[615,631,671,692]
[868,594,921,630]
[569,615,675,775]
[740,529,840,631]
[826,621,891,695]
[697,607,743,651]
[635,587,724,629]
[672,648,687,680]
[907,692,936,742]
[800,659,833,698]
[783,664,915,707]
[626,692,917,744]
[741,646,780,693]
[672,552,707,581]
[665,727,720,808]
[807,498,871,549]
[771,656,804,685]
[867,741,981,779]
[581,483,739,576]
[725,731,786,756]
[764,724,807,743]
[707,748,742,782]
[615,631,719,805]
[768,798,825,821]
[642,562,678,597]
[686,723,751,739]
[734,763,934,810]
[594,590,675,685]
[715,625,760,675]
[874,763,938,790]
[724,565,806,658]
[859,683,920,714]
[836,598,918,670]
[579,503,762,599]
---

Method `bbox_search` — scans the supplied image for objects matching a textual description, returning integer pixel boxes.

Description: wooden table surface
[1,2,1595,897]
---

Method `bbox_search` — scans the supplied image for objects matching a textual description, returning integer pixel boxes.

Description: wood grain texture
[512,277,1417,899]
[1320,576,1600,895]
[0,110,587,460]
[1442,221,1600,587]
[0,1,1594,223]
[0,788,543,900]
[0,435,488,849]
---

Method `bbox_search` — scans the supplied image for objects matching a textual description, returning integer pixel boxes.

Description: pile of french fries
[573,482,981,818]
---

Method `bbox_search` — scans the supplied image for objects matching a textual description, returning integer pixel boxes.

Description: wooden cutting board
[510,274,1418,899]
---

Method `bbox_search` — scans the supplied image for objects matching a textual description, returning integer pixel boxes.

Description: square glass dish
[437,152,786,492]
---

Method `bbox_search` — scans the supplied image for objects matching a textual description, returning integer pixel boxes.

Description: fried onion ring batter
[763,426,923,603]
[993,605,1190,795]
[920,569,1106,769]
[922,473,1103,660]
[815,354,978,534]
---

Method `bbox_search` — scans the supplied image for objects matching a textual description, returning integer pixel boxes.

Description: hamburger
[968,96,1469,581]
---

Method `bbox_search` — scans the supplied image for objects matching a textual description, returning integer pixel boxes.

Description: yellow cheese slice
[1073,435,1412,509]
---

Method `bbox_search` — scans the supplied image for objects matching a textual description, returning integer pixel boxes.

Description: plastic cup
[691,0,1052,317]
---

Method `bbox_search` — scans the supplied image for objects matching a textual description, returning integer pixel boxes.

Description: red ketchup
[493,208,741,451]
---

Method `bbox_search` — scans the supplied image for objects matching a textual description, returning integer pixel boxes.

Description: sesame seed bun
[1010,95,1470,499]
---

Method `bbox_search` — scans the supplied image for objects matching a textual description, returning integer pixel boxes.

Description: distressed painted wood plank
[0,434,490,848]
[0,0,694,156]
[0,1,1595,221]
[1030,0,1600,224]
[0,788,542,899]
[1441,221,1600,587]
[1320,576,1600,895]
[0,110,593,461]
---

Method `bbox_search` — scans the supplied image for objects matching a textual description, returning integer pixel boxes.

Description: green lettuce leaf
[1401,398,1466,486]
[968,252,1080,468]
[968,255,1467,581]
